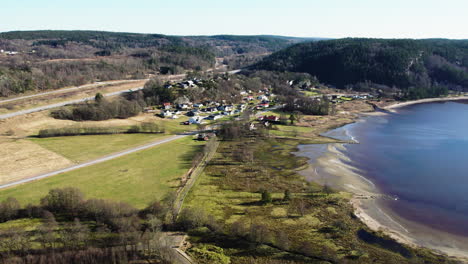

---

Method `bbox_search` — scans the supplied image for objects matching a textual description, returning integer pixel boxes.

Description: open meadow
[0,136,205,208]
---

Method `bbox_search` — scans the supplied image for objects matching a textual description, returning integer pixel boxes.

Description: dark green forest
[254,38,468,99]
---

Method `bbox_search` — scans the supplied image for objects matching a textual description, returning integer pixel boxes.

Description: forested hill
[253,38,468,98]
[0,30,307,57]
[0,30,309,96]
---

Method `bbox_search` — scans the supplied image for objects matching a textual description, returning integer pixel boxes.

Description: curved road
[0,134,191,190]
[0,86,144,120]
[0,69,242,120]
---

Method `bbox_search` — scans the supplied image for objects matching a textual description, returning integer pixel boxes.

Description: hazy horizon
[1,0,467,39]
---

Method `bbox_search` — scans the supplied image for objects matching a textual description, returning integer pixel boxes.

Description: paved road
[0,69,242,120]
[0,79,146,105]
[0,134,191,190]
[0,86,144,120]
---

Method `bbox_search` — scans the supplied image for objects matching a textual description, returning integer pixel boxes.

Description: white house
[161,110,173,118]
[189,116,204,124]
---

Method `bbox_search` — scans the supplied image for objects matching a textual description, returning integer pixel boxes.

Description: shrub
[188,244,231,264]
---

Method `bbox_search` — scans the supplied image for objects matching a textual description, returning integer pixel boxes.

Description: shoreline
[383,96,468,111]
[295,98,468,262]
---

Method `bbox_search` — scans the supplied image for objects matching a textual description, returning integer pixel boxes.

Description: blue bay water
[333,101,468,235]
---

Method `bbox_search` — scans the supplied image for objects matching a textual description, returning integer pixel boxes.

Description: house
[161,110,173,118]
[186,111,197,117]
[189,116,204,124]
[177,82,188,89]
[218,105,234,112]
[163,102,172,109]
[259,102,270,108]
[193,103,204,108]
[257,95,268,101]
[247,96,254,101]
[164,84,173,89]
[240,90,248,95]
[170,115,179,119]
[177,104,189,110]
[258,115,279,122]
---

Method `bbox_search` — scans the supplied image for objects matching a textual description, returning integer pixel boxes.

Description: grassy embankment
[0,136,205,208]
[182,121,450,263]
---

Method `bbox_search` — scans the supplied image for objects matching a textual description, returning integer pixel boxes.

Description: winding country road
[0,134,192,190]
[0,79,146,105]
[0,86,145,120]
[0,69,241,121]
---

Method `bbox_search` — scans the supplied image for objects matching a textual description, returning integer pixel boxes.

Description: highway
[0,69,241,120]
[0,79,146,105]
[0,86,144,120]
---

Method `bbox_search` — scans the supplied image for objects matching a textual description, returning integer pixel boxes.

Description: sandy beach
[295,100,468,262]
[384,96,468,111]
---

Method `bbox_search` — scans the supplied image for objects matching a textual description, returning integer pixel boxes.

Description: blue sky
[2,0,467,38]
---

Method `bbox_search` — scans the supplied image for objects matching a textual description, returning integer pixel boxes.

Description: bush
[51,98,145,121]
[38,123,163,138]
[188,244,231,264]
[260,190,272,204]
[40,188,85,217]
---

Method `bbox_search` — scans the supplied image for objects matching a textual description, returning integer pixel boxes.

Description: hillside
[253,38,468,99]
[0,30,307,96]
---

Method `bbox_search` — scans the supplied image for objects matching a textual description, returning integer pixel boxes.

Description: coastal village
[149,76,377,131]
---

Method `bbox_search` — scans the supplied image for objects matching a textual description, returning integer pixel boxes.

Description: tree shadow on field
[179,144,205,169]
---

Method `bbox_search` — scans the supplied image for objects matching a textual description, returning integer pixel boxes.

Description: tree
[276,230,290,250]
[95,92,104,103]
[322,184,333,196]
[37,212,58,250]
[283,190,292,201]
[0,197,20,222]
[40,187,84,217]
[288,198,308,217]
[289,114,296,125]
[60,218,89,249]
[260,190,272,204]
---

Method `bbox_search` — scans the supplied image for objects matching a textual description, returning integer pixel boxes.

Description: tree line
[253,38,468,99]
[0,188,177,263]
[38,123,164,138]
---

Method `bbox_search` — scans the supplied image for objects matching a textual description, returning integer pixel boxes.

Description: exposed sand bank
[384,96,468,111]
[296,140,468,262]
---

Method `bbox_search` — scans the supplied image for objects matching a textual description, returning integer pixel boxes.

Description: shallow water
[323,101,468,236]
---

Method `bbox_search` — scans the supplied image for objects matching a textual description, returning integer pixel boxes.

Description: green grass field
[0,218,42,231]
[1,137,205,208]
[302,90,320,96]
[29,134,170,163]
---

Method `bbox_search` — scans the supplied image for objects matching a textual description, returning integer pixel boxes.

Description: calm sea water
[327,101,468,236]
